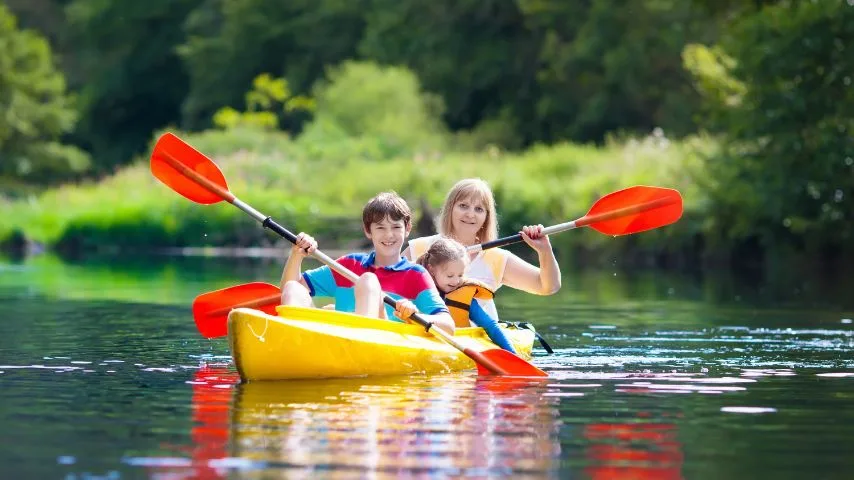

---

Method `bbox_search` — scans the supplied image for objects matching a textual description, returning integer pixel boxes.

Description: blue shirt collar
[361,251,411,271]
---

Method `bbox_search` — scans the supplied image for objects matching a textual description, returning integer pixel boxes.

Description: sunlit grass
[1,127,714,253]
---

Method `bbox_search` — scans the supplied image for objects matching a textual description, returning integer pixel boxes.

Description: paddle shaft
[467,196,677,253]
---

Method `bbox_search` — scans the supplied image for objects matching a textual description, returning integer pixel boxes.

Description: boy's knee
[354,272,380,292]
[281,281,311,306]
[353,272,385,318]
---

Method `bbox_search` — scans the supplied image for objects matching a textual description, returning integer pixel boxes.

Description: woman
[405,178,561,320]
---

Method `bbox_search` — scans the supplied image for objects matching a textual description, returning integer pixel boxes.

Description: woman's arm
[500,225,561,295]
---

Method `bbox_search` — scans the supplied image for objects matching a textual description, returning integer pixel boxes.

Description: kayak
[227,306,536,381]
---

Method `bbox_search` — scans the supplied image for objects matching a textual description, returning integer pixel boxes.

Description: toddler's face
[429,258,467,294]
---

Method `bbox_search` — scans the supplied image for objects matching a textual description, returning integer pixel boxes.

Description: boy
[280,191,455,334]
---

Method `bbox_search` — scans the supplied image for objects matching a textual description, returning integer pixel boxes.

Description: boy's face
[365,215,411,258]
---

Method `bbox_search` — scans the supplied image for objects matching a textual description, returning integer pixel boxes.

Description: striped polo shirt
[302,252,449,322]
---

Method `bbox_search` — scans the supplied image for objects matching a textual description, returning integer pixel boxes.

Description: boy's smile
[365,215,410,266]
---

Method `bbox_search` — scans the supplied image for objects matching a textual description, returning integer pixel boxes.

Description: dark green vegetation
[2,0,852,267]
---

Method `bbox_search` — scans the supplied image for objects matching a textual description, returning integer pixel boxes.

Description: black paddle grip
[383,296,432,332]
[478,233,523,251]
[262,217,299,244]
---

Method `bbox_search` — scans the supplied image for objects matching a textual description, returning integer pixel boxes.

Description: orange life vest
[443,279,495,328]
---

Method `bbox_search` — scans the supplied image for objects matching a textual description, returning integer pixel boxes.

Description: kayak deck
[228,306,536,381]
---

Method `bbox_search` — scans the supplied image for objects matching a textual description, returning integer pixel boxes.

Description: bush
[306,61,449,159]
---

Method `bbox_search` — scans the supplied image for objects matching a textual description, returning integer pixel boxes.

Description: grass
[0,126,715,258]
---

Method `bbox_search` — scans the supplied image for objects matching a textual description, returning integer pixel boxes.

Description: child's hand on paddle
[394,299,418,322]
[291,232,317,257]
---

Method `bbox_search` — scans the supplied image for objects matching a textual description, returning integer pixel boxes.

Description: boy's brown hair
[362,191,412,230]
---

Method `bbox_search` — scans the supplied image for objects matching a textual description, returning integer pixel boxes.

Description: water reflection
[157,367,562,478]
[583,423,683,480]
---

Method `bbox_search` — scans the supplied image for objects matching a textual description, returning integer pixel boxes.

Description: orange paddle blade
[192,282,282,338]
[476,375,550,393]
[581,186,683,236]
[150,132,232,205]
[474,349,548,377]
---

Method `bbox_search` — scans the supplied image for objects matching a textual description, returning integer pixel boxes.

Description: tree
[360,0,537,142]
[64,0,200,172]
[212,73,315,130]
[685,0,854,251]
[0,4,89,184]
[523,0,714,143]
[178,0,367,131]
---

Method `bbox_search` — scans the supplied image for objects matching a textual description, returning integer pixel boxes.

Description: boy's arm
[394,300,455,335]
[280,233,317,289]
[404,272,457,334]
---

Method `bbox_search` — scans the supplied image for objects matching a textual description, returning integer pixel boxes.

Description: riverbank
[2,127,710,263]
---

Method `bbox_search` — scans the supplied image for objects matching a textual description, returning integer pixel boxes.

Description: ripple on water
[720,407,777,414]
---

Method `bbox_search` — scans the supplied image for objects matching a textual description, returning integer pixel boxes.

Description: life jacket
[443,279,495,328]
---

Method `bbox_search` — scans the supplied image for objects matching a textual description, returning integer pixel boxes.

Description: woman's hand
[290,232,317,258]
[520,224,552,254]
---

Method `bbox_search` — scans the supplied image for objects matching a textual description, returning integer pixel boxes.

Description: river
[1,253,852,479]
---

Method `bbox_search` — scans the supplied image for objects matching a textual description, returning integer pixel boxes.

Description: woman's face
[428,258,467,294]
[451,195,487,241]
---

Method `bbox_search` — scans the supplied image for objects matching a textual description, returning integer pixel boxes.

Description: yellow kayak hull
[227,306,536,381]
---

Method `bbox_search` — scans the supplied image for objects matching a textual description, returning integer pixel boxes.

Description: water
[1,255,853,479]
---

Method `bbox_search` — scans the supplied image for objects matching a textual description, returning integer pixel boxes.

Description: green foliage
[212,74,315,131]
[64,0,199,172]
[359,0,536,140]
[524,0,714,143]
[1,127,708,257]
[178,0,366,130]
[4,0,851,261]
[687,0,854,251]
[0,4,90,184]
[306,61,448,159]
[682,45,745,109]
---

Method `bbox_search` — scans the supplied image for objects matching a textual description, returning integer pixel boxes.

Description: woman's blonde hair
[437,178,498,243]
[416,236,468,270]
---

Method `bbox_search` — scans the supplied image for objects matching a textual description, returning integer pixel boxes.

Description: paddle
[191,186,683,339]
[151,132,545,377]
[468,185,683,253]
[192,282,281,338]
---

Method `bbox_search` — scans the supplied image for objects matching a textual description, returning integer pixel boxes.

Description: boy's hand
[394,299,418,322]
[520,224,551,254]
[290,232,317,257]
